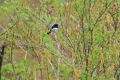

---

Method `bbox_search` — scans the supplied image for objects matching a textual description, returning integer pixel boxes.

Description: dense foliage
[0,0,120,80]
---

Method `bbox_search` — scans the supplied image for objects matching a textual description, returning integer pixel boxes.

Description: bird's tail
[47,29,52,34]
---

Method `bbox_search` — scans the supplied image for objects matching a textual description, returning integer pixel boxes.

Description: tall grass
[0,0,120,80]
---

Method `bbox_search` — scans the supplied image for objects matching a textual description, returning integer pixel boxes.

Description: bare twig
[48,58,58,79]
[93,1,113,29]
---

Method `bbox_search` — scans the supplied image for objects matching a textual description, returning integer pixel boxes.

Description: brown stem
[0,44,7,80]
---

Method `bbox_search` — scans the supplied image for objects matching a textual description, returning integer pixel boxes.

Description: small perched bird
[47,24,58,34]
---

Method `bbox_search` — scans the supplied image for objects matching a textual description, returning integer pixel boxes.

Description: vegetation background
[0,0,120,80]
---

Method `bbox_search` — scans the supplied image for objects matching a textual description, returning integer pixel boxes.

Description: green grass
[0,0,120,80]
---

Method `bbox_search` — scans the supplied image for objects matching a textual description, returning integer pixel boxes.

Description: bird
[47,24,58,34]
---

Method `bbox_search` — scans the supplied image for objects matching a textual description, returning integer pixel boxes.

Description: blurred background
[0,0,120,80]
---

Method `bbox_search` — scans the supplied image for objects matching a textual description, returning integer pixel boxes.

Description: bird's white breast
[52,28,58,31]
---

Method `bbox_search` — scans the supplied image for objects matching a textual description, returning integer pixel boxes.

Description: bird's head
[51,24,58,29]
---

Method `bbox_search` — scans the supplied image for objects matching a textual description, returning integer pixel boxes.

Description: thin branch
[0,44,7,80]
[93,1,113,29]
[48,58,58,79]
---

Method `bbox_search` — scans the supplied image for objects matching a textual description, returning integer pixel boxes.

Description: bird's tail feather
[47,29,52,34]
